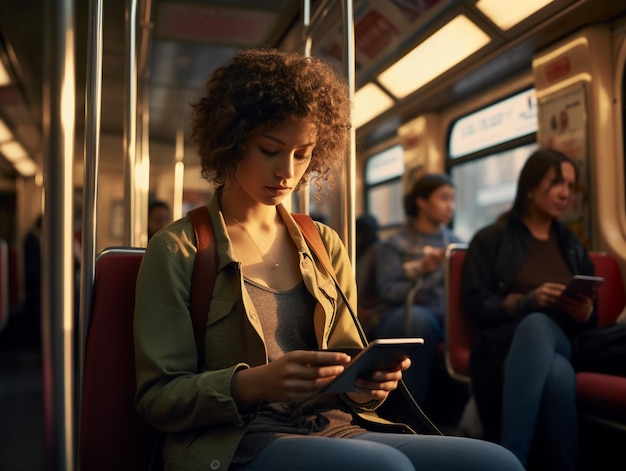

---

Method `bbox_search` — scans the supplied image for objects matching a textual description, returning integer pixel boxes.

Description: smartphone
[320,338,424,394]
[560,275,604,298]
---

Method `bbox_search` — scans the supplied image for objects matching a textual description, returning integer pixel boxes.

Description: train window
[451,143,536,241]
[447,88,538,241]
[449,88,537,158]
[364,144,405,228]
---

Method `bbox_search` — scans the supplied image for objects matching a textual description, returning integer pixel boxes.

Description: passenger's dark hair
[356,214,379,257]
[404,173,454,218]
[506,148,579,221]
[190,48,351,193]
[148,200,169,215]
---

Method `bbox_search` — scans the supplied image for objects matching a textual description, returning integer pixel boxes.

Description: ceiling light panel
[476,0,554,31]
[0,60,10,86]
[377,15,491,99]
[0,119,13,143]
[0,140,28,162]
[354,83,394,128]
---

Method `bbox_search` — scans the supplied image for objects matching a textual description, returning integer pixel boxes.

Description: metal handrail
[302,0,356,269]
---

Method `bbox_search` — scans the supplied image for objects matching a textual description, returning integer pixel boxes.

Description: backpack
[574,322,626,376]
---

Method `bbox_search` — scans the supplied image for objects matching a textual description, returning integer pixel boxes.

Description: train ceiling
[0,0,625,177]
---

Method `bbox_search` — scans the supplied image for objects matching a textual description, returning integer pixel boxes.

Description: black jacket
[461,215,597,440]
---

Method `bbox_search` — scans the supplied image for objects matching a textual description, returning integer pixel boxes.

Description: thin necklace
[231,217,283,269]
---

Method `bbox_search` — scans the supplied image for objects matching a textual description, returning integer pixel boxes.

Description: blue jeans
[375,305,444,404]
[236,432,524,470]
[501,313,577,469]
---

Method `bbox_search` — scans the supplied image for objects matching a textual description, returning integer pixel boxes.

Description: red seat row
[444,243,626,430]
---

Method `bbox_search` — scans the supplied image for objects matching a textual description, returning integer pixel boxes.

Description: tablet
[320,338,424,394]
[560,275,604,299]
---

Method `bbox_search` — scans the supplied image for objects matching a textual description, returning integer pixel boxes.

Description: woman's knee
[347,442,414,470]
[516,312,554,335]
[544,354,576,400]
[246,436,415,471]
[513,313,569,348]
[390,435,525,471]
[466,439,525,471]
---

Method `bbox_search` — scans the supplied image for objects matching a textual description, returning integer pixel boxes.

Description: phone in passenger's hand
[319,338,424,394]
[559,275,604,299]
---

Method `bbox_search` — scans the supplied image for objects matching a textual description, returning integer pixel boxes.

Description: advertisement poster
[315,0,446,74]
[539,83,590,246]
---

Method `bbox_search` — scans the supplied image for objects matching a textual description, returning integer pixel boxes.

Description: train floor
[0,348,45,471]
[0,345,623,470]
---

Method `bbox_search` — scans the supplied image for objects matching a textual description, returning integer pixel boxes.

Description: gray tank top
[243,278,317,360]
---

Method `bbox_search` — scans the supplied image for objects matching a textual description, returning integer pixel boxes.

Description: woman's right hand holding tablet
[231,350,352,408]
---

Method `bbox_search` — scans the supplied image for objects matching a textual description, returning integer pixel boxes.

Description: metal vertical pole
[134,0,154,247]
[303,0,312,56]
[77,0,103,463]
[341,0,356,269]
[298,0,313,215]
[302,0,356,267]
[124,0,139,246]
[42,0,76,468]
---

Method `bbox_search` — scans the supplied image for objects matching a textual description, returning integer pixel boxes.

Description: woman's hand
[503,293,524,315]
[556,293,594,323]
[231,350,351,408]
[346,357,411,404]
[533,282,593,322]
[403,246,445,278]
[421,246,445,273]
[534,282,567,307]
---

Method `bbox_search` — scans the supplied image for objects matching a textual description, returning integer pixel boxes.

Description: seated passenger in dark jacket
[462,148,597,471]
[133,48,524,471]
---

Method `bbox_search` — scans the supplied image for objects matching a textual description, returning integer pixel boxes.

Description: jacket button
[209,459,221,470]
[250,311,257,320]
[302,259,309,268]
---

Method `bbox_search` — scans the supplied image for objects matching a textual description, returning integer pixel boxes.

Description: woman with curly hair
[133,48,523,471]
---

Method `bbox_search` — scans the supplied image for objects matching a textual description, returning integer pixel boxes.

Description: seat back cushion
[79,248,158,471]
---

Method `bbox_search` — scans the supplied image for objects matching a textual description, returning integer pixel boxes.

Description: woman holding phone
[134,49,523,471]
[462,148,597,470]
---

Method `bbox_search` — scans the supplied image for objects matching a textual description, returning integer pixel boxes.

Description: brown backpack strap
[291,213,335,277]
[187,206,217,368]
[292,213,368,345]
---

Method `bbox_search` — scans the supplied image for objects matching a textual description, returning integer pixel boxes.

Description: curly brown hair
[190,49,352,192]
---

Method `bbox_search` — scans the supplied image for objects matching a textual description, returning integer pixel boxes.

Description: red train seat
[79,247,158,471]
[576,372,626,420]
[444,244,471,382]
[444,244,626,428]
[588,252,626,327]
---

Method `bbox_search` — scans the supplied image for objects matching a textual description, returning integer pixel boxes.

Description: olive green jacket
[134,195,402,471]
